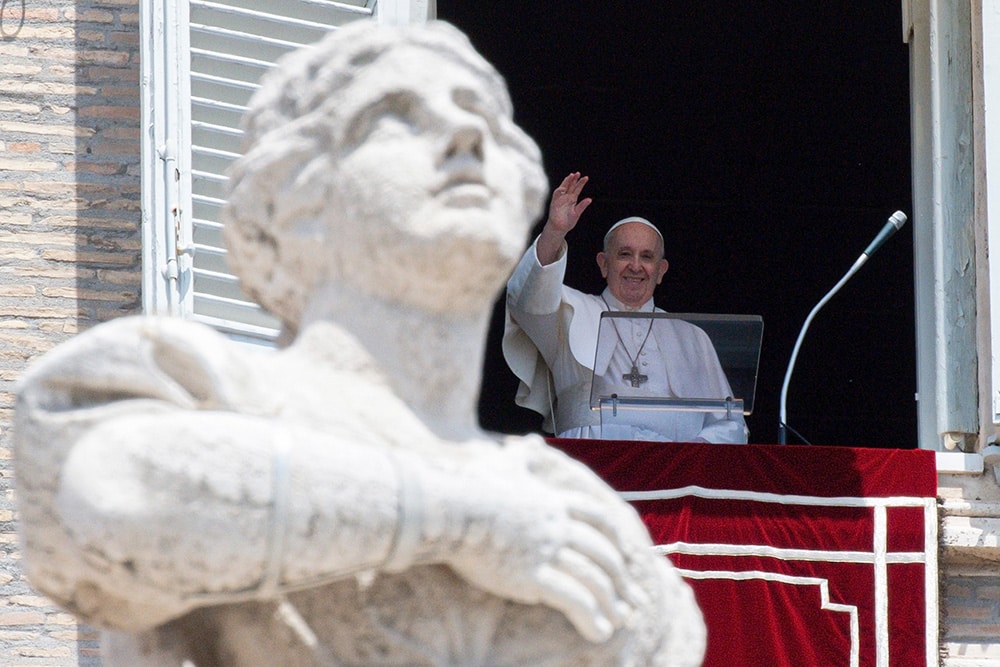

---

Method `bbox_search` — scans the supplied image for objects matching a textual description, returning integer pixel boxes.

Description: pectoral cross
[623,364,648,388]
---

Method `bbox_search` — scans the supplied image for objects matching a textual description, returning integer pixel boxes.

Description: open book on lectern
[588,312,763,441]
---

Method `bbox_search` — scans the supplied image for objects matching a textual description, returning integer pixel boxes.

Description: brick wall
[941,568,1000,665]
[0,0,141,664]
[939,470,1000,666]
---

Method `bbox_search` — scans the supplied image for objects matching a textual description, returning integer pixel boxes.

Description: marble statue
[14,20,706,666]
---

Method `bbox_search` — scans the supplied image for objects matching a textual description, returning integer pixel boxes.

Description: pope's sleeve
[502,238,569,428]
[691,330,749,444]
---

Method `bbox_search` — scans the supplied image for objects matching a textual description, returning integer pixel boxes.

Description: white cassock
[503,237,747,444]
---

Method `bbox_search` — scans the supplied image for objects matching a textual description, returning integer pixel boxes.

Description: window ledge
[937,451,985,475]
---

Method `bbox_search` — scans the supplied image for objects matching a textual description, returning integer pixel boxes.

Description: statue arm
[15,318,647,641]
[13,318,406,629]
[21,406,405,631]
[45,413,642,642]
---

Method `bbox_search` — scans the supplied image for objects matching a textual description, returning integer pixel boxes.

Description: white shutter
[143,0,435,345]
[188,0,374,343]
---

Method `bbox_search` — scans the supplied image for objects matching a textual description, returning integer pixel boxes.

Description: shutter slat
[186,0,375,344]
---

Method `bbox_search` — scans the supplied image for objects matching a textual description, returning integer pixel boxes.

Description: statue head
[223,20,548,330]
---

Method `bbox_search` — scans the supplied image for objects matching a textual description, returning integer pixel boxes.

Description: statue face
[320,47,545,312]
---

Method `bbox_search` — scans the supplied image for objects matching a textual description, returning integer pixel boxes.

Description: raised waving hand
[536,172,592,265]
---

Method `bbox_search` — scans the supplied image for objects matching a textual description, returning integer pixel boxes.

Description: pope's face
[597,223,669,309]
[321,47,545,312]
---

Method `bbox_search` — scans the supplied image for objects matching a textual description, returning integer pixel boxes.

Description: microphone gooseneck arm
[778,255,867,444]
[777,210,908,444]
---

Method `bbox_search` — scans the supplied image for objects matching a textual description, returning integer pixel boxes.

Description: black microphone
[778,210,909,444]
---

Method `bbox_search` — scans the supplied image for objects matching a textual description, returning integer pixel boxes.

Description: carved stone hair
[222,20,544,330]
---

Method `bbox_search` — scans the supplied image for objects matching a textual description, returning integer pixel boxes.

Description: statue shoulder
[17,315,266,413]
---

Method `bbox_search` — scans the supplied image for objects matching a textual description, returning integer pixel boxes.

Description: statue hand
[441,444,645,643]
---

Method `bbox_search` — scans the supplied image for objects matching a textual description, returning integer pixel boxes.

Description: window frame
[140,0,432,344]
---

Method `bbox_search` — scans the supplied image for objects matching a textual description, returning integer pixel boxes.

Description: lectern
[589,312,763,442]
